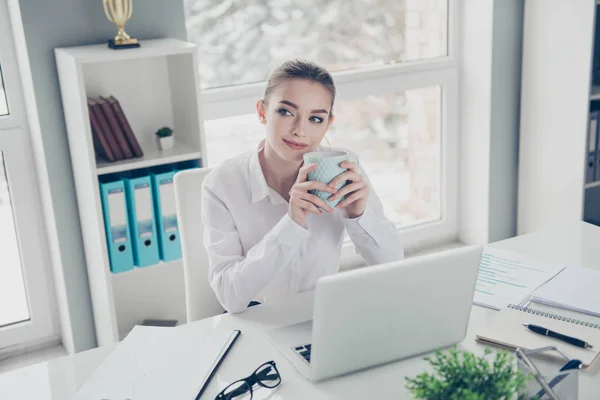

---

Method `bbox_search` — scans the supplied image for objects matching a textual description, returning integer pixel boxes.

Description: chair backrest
[174,167,224,322]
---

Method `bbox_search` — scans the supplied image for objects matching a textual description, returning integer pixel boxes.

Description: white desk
[2,220,600,399]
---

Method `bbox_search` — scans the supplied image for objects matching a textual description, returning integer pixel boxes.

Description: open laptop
[266,245,483,382]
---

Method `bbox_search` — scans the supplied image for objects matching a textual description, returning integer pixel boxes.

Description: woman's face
[257,79,335,163]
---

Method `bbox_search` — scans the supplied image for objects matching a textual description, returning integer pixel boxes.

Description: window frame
[0,0,57,351]
[197,0,459,253]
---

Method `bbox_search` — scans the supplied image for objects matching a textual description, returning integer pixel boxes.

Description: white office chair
[174,167,225,323]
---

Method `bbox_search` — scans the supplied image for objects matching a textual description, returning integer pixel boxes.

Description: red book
[88,98,123,160]
[88,101,115,162]
[107,95,144,158]
[98,96,133,159]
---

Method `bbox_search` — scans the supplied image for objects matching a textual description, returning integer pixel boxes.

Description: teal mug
[303,150,354,208]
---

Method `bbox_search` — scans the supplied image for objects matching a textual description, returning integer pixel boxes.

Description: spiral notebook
[476,304,600,367]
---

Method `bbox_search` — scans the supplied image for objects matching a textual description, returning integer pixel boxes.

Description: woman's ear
[256,99,267,124]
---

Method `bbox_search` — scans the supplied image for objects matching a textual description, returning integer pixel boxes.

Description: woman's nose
[292,119,307,137]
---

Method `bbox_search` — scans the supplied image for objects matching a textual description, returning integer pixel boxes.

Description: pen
[523,324,593,349]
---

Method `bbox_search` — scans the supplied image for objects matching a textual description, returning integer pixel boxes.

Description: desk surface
[2,220,600,399]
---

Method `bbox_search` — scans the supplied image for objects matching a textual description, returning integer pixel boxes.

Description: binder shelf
[55,38,206,346]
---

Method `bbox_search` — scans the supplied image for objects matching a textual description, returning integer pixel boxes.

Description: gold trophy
[103,0,140,49]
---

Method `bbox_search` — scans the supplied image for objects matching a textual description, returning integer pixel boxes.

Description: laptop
[266,245,483,382]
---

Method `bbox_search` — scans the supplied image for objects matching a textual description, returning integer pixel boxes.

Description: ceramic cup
[302,150,351,208]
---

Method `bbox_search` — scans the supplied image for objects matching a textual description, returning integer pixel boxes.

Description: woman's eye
[277,108,293,116]
[310,116,324,123]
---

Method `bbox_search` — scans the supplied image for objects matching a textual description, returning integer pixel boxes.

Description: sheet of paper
[72,325,237,400]
[531,266,600,317]
[472,247,565,310]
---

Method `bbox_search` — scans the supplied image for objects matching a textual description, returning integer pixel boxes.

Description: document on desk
[530,266,600,317]
[472,247,565,311]
[72,325,240,400]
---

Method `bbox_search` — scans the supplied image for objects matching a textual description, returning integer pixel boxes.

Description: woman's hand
[289,163,337,226]
[327,161,368,219]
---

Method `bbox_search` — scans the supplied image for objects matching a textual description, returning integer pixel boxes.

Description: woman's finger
[295,190,335,213]
[328,181,366,202]
[296,163,318,183]
[336,188,367,209]
[328,170,362,189]
[296,198,322,215]
[339,161,358,172]
[294,180,337,194]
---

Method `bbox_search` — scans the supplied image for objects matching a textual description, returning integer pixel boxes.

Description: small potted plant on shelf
[155,126,174,151]
[405,346,532,399]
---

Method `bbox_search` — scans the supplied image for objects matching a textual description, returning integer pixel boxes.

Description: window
[0,65,8,116]
[0,2,56,351]
[186,0,458,246]
[0,152,30,328]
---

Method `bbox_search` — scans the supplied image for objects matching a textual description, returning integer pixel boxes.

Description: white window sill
[339,239,465,272]
[0,342,66,376]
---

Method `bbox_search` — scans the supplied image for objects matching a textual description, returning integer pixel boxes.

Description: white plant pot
[157,136,174,151]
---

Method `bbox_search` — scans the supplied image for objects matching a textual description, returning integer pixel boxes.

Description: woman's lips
[284,139,308,150]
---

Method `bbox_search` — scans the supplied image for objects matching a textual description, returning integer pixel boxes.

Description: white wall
[489,0,524,242]
[459,0,524,245]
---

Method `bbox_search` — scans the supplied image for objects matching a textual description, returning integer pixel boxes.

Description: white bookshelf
[55,38,206,346]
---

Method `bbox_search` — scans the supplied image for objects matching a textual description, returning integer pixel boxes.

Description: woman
[201,60,404,313]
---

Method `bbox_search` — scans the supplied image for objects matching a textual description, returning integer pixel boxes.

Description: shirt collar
[248,140,271,203]
[248,139,331,205]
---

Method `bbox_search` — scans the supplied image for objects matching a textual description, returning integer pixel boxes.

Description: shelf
[591,86,600,101]
[112,259,186,338]
[96,142,202,175]
[55,38,196,64]
[585,181,600,189]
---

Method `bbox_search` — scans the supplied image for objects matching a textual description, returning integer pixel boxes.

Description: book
[87,100,115,162]
[72,325,241,400]
[476,304,600,368]
[107,95,144,158]
[88,98,124,160]
[98,96,134,159]
[530,267,600,317]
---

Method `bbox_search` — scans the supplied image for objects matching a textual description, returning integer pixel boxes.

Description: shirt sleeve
[343,165,404,265]
[201,185,310,313]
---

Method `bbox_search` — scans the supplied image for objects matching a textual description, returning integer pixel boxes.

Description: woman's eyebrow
[278,100,328,114]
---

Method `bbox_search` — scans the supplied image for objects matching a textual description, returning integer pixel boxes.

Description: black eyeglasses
[215,361,281,400]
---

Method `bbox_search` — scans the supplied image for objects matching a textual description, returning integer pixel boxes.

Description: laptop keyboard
[294,343,312,364]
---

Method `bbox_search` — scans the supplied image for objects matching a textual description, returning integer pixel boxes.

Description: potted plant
[405,346,532,400]
[155,127,174,151]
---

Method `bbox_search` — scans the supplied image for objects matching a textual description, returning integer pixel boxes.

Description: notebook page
[476,307,600,367]
[73,325,237,400]
[531,267,600,317]
[472,247,565,310]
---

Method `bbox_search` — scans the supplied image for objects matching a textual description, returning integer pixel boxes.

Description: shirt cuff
[343,205,378,236]
[271,213,311,249]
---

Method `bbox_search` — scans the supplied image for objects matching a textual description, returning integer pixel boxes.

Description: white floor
[0,344,67,376]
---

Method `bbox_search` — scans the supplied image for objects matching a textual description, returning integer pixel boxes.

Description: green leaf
[405,346,530,400]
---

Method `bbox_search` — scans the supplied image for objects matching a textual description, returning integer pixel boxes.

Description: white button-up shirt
[201,141,404,313]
